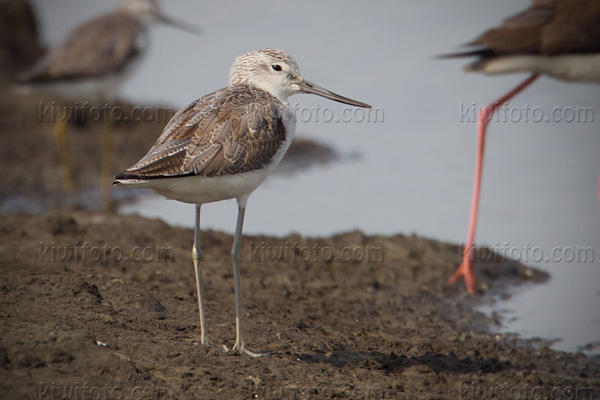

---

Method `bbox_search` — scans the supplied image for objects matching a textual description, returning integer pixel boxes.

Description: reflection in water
[273,137,344,175]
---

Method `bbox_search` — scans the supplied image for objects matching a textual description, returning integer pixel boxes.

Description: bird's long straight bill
[158,14,202,35]
[299,80,371,108]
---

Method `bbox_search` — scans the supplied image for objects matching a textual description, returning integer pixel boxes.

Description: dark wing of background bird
[19,12,142,83]
[541,0,600,54]
[116,86,288,179]
[442,0,600,64]
[467,0,558,55]
[471,0,600,55]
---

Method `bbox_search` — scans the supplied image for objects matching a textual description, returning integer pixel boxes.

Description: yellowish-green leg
[193,204,210,346]
[229,200,271,357]
[53,109,75,191]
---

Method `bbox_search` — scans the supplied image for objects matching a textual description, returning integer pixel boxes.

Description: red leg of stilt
[450,74,540,294]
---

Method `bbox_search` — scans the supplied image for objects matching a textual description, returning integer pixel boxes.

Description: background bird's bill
[298,80,372,108]
[158,14,202,35]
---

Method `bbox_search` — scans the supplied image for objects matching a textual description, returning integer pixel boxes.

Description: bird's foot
[222,342,273,357]
[449,260,477,294]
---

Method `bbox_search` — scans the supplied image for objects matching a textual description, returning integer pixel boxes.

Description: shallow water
[30,0,600,353]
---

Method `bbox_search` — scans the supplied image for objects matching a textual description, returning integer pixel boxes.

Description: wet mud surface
[1,212,599,399]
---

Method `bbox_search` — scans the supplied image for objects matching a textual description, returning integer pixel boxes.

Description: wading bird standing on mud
[114,48,371,356]
[17,0,200,209]
[444,0,600,294]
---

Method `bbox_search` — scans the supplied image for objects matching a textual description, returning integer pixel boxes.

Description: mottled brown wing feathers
[20,12,142,83]
[118,86,288,179]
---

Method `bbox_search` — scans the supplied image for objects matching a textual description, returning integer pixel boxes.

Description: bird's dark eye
[271,64,282,72]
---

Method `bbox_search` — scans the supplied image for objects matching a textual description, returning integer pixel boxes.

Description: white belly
[126,168,275,204]
[479,54,600,82]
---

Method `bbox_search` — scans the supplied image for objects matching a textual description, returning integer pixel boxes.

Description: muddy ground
[1,212,599,400]
[1,33,599,400]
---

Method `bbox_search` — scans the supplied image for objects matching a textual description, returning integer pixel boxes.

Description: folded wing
[117,86,288,179]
